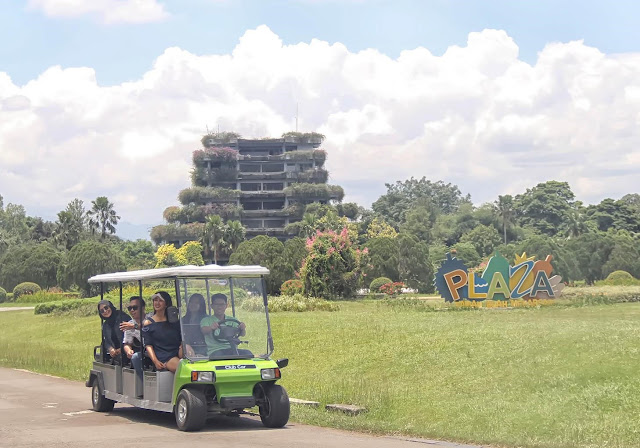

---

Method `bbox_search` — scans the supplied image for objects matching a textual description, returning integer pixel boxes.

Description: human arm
[145,345,165,370]
[200,316,219,335]
[123,344,135,359]
[238,322,246,336]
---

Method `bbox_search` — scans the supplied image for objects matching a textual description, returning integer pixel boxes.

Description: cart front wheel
[257,383,290,428]
[91,379,115,412]
[175,389,207,431]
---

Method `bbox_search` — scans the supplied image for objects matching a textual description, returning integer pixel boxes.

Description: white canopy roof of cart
[88,265,270,283]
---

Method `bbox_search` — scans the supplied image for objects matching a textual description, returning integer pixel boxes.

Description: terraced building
[151,132,344,249]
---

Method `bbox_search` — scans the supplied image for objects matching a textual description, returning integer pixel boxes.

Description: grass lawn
[1,301,639,448]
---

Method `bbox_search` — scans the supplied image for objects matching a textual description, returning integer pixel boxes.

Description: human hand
[210,322,220,330]
[125,349,134,359]
[154,360,166,370]
[120,321,134,331]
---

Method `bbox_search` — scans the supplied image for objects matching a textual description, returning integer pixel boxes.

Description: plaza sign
[434,251,564,306]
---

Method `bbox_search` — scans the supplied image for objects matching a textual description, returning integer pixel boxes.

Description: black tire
[175,389,207,431]
[257,383,290,428]
[91,379,115,412]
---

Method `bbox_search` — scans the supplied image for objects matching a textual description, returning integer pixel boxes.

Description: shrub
[241,293,339,312]
[281,279,303,296]
[380,281,406,297]
[34,297,100,316]
[0,287,6,303]
[596,270,640,286]
[13,282,41,299]
[16,291,80,304]
[6,293,13,302]
[369,277,393,293]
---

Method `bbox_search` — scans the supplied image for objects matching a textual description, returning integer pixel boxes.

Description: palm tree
[495,195,514,244]
[224,220,246,256]
[86,196,120,239]
[203,215,226,264]
[563,208,589,239]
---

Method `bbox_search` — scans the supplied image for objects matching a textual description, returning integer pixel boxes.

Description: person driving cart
[200,293,249,357]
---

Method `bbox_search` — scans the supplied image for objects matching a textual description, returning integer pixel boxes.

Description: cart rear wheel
[175,389,207,431]
[257,383,290,428]
[91,379,115,412]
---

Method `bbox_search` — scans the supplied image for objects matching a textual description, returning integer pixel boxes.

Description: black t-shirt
[142,318,182,363]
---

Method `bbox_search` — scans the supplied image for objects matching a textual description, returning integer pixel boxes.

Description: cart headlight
[191,371,215,382]
[261,368,281,380]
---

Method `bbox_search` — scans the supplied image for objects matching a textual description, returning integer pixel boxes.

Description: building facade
[151,133,344,249]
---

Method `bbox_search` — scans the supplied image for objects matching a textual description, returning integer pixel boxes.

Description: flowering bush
[281,279,303,296]
[369,277,393,293]
[300,227,366,300]
[379,281,406,297]
[13,282,42,299]
[154,242,204,268]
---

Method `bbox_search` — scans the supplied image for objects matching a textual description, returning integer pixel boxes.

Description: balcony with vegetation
[284,183,344,201]
[150,222,204,245]
[163,203,243,224]
[179,186,240,205]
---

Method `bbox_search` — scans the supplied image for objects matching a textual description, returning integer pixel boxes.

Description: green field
[1,301,639,448]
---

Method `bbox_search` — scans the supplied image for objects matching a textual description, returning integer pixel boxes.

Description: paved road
[0,368,481,448]
[0,306,34,312]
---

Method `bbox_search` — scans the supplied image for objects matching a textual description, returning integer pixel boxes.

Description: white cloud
[1,26,640,231]
[27,0,169,24]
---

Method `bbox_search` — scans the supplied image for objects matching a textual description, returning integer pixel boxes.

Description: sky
[1,0,640,240]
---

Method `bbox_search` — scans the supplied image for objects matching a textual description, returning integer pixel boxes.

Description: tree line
[1,179,638,299]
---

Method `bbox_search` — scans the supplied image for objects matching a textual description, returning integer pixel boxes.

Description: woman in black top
[183,293,208,357]
[97,300,130,364]
[142,291,182,372]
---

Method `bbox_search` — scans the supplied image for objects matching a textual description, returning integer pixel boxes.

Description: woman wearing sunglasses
[97,300,130,364]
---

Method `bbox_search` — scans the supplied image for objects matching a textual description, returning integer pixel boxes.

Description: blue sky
[3,0,640,86]
[1,1,640,240]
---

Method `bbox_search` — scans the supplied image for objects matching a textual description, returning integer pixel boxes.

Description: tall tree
[495,195,515,244]
[87,197,120,239]
[224,220,246,255]
[513,181,575,236]
[203,215,226,264]
[372,177,470,227]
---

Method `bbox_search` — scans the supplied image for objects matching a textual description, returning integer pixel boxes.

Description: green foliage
[0,242,63,290]
[366,218,397,239]
[34,297,100,315]
[514,181,575,236]
[178,186,240,205]
[229,235,291,294]
[284,183,344,201]
[150,222,204,245]
[13,282,41,299]
[200,132,241,147]
[459,224,502,258]
[163,203,242,224]
[399,201,437,243]
[596,271,640,286]
[0,287,6,303]
[57,240,125,296]
[154,242,204,268]
[451,242,481,268]
[241,293,339,312]
[283,237,307,275]
[118,239,156,270]
[369,277,393,293]
[192,147,239,164]
[364,237,399,281]
[336,202,360,220]
[16,291,80,304]
[281,131,326,143]
[86,196,120,239]
[280,280,304,296]
[585,198,640,233]
[398,233,434,293]
[301,228,364,299]
[372,177,471,228]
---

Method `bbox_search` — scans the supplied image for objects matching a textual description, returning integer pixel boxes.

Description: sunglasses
[99,306,110,313]
[127,305,139,311]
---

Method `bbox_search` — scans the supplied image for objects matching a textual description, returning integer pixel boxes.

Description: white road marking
[62,410,93,416]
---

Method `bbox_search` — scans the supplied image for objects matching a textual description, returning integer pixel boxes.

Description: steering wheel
[213,317,243,343]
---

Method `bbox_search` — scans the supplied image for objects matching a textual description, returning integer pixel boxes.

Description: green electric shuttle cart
[86,265,290,431]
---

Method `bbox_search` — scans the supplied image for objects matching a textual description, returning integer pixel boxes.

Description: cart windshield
[176,277,270,361]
